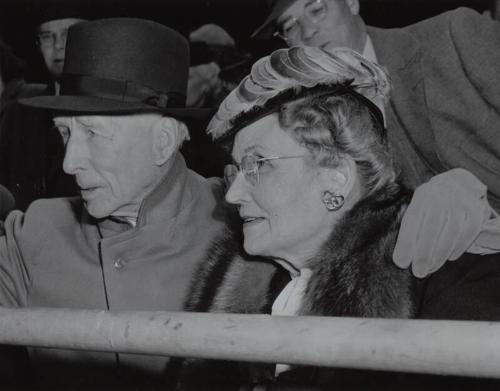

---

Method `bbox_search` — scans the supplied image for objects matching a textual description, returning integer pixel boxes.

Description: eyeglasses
[225,154,307,186]
[274,0,328,43]
[37,29,69,48]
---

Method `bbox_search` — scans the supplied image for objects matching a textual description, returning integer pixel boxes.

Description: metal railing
[0,307,499,378]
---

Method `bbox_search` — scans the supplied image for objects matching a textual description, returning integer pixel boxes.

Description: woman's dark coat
[177,184,500,391]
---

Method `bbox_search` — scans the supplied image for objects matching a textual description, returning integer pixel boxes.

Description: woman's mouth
[242,216,265,226]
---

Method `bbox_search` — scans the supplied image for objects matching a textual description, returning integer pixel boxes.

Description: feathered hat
[207,46,390,142]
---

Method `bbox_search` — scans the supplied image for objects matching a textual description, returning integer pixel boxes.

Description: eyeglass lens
[38,29,68,47]
[224,155,261,187]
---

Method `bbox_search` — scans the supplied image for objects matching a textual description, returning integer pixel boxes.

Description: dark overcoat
[0,154,228,389]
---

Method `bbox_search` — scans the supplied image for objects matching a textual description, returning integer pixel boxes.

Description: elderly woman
[177,47,500,390]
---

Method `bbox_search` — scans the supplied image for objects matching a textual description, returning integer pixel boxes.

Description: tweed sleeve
[0,210,30,307]
[427,8,500,212]
[449,8,500,109]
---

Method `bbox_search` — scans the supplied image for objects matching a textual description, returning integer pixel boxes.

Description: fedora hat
[21,18,211,120]
[252,0,296,39]
[34,1,89,25]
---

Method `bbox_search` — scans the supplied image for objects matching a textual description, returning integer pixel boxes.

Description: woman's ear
[317,155,358,198]
[151,116,189,166]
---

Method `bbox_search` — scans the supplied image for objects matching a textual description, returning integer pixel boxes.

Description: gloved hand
[393,169,500,278]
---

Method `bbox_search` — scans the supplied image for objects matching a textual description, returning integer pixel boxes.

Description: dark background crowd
[0,0,493,85]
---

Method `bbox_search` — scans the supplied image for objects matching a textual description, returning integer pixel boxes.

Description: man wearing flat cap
[0,18,228,388]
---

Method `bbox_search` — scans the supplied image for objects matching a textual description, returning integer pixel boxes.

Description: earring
[322,191,344,211]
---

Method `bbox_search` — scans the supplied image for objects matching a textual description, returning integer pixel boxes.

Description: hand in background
[187,62,221,107]
[189,24,235,46]
[393,169,500,277]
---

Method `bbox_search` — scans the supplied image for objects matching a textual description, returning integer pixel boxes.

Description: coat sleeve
[424,8,500,211]
[0,210,30,307]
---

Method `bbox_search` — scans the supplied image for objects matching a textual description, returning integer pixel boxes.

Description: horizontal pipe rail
[0,307,499,378]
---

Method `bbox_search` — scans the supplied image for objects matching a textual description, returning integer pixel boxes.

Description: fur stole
[302,182,415,318]
[184,182,416,319]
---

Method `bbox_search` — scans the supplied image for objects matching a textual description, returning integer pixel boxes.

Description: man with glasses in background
[0,5,85,211]
[252,0,500,275]
[36,12,86,95]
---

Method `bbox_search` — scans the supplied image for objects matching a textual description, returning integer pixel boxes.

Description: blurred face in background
[37,18,85,79]
[276,0,364,53]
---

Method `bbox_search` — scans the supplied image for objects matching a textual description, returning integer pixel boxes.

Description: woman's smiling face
[225,114,336,269]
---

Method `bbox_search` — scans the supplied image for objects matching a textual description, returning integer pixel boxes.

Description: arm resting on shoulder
[394,169,500,277]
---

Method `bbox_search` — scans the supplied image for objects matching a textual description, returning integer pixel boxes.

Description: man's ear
[345,0,360,15]
[151,116,188,166]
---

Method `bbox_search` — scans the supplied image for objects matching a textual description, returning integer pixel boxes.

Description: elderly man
[0,18,226,389]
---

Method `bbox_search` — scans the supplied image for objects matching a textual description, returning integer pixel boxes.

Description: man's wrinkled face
[37,18,85,79]
[54,113,162,219]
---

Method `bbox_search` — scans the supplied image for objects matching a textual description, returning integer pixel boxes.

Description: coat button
[113,258,125,270]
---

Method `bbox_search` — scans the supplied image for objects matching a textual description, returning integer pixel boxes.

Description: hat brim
[252,0,295,39]
[18,95,214,121]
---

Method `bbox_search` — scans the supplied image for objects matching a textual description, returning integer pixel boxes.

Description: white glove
[393,169,500,277]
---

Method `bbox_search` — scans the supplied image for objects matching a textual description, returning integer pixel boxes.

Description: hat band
[60,74,186,108]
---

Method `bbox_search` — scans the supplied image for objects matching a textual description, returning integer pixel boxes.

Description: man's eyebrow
[53,118,70,125]
[278,15,293,24]
[76,117,103,127]
[244,145,261,154]
[76,119,93,126]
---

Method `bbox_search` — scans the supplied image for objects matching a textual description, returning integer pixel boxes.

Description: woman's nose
[225,172,251,205]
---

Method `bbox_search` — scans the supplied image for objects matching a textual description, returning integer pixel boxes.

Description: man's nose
[54,33,67,50]
[62,135,84,175]
[300,19,319,43]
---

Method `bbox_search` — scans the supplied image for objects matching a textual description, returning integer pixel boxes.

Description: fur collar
[301,183,415,318]
[185,183,416,319]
